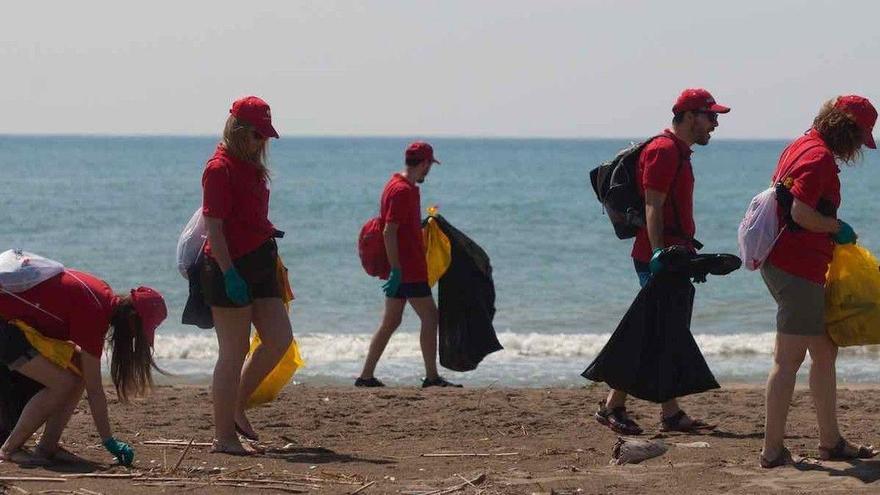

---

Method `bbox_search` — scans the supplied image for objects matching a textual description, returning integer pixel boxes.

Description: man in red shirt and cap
[356,142,461,388]
[595,88,730,435]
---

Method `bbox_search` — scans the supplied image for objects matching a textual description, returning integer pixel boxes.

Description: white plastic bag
[176,207,207,279]
[738,187,783,271]
[0,249,65,293]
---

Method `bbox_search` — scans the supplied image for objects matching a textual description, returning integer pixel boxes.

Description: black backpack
[589,135,685,240]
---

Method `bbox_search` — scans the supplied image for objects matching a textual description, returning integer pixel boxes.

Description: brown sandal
[595,402,644,435]
[760,447,793,469]
[818,437,879,461]
[660,410,716,432]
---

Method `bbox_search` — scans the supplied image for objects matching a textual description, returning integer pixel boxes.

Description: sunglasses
[695,111,718,124]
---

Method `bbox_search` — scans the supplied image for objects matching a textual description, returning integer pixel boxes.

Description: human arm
[205,216,234,272]
[791,198,855,242]
[80,352,133,465]
[382,222,402,295]
[644,188,667,252]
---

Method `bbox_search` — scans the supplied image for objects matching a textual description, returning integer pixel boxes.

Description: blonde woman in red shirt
[200,96,293,455]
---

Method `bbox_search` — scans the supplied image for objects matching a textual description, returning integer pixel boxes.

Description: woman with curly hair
[760,95,879,468]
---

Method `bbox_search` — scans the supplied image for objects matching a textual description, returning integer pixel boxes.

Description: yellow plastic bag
[423,214,451,287]
[246,255,305,408]
[825,244,880,346]
[11,319,81,375]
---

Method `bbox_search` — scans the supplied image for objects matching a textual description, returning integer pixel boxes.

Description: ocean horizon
[3,135,879,386]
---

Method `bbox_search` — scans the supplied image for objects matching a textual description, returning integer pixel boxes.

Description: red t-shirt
[631,130,696,263]
[0,270,116,358]
[202,145,276,260]
[380,173,428,283]
[767,129,840,284]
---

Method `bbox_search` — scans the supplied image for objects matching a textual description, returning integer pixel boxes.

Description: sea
[2,135,879,387]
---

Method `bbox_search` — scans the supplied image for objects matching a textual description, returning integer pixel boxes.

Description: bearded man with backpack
[356,142,461,388]
[594,88,729,435]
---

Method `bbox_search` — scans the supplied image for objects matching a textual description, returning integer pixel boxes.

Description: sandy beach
[1,383,879,494]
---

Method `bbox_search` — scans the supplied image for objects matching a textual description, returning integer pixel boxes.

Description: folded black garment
[582,272,720,403]
[657,247,741,283]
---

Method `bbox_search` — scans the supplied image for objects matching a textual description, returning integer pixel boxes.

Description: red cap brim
[709,104,730,114]
[256,123,280,139]
[864,131,876,149]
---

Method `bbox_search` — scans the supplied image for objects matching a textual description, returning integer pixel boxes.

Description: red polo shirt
[631,130,696,263]
[0,270,116,358]
[380,173,428,283]
[767,129,840,284]
[202,144,276,260]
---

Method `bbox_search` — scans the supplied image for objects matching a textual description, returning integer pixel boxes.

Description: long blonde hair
[222,115,271,180]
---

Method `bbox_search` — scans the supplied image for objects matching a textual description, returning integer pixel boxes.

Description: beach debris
[673,441,711,448]
[0,477,66,483]
[60,473,136,479]
[610,436,668,465]
[408,473,486,495]
[143,439,212,447]
[421,452,518,457]
[170,438,195,473]
[350,480,377,494]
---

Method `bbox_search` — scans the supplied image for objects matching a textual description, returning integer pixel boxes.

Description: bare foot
[211,439,259,456]
[234,412,259,441]
[0,448,53,467]
[34,445,83,464]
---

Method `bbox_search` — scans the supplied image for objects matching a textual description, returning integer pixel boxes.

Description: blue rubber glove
[648,248,665,275]
[223,267,250,305]
[833,220,857,244]
[382,267,402,297]
[103,437,134,466]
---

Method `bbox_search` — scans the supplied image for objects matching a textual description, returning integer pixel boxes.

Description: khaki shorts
[761,262,825,336]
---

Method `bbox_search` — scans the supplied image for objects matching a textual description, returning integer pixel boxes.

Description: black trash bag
[0,365,43,444]
[182,255,214,329]
[581,270,720,403]
[430,214,502,371]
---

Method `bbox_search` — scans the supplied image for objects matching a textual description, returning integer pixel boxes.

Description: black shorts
[201,239,281,308]
[388,282,432,300]
[0,321,39,370]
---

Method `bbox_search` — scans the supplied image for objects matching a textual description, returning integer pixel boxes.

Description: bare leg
[762,333,808,460]
[34,380,85,460]
[235,297,293,439]
[0,356,78,464]
[408,296,439,380]
[359,298,406,379]
[808,334,841,449]
[605,389,628,409]
[211,305,256,455]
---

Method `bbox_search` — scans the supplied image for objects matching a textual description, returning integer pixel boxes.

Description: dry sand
[1,383,879,494]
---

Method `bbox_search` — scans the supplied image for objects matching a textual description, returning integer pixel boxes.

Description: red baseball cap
[405,141,440,164]
[230,96,279,139]
[672,88,731,114]
[835,95,877,149]
[131,286,167,347]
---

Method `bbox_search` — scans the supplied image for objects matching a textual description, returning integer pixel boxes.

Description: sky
[2,0,879,139]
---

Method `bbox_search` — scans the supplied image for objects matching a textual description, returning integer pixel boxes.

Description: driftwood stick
[215,478,321,489]
[6,484,30,494]
[170,438,195,473]
[212,464,258,478]
[349,480,376,495]
[75,489,103,495]
[0,477,66,483]
[143,440,212,447]
[60,474,135,479]
[421,452,518,457]
[417,473,486,495]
